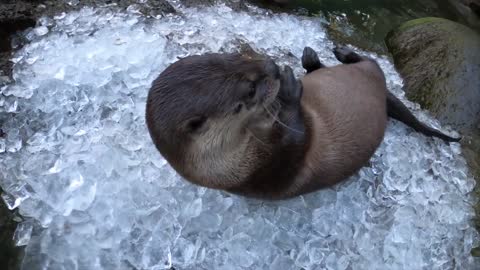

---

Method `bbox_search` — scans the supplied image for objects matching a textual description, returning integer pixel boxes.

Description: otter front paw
[279,66,303,105]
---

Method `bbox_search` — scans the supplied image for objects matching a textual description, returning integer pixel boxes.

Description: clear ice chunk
[13,221,33,246]
[0,138,5,153]
[1,183,31,210]
[34,26,49,36]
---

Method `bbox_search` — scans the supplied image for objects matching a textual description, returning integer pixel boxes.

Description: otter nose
[264,58,280,79]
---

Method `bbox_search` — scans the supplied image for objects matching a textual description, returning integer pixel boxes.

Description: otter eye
[233,103,243,114]
[247,84,256,99]
[185,116,206,133]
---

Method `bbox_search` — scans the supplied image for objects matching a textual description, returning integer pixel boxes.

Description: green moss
[405,79,433,110]
[406,81,456,113]
[394,17,448,32]
[386,17,471,50]
[473,247,480,257]
[386,17,452,51]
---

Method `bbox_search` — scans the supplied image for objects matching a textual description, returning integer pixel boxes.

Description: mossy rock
[386,17,480,131]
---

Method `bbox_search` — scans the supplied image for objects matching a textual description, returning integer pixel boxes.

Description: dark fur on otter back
[146,47,460,200]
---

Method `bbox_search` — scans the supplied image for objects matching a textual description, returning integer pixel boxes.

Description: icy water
[0,2,478,270]
[276,0,459,52]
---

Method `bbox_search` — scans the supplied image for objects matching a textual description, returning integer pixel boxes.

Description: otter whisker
[275,98,288,108]
[246,127,269,147]
[272,99,282,112]
[263,104,304,134]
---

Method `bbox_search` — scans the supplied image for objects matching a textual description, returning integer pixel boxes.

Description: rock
[0,1,38,77]
[471,0,480,16]
[442,0,480,30]
[178,0,293,11]
[179,0,249,11]
[386,17,480,246]
[0,2,37,52]
[180,0,216,7]
[0,200,22,270]
[386,17,480,132]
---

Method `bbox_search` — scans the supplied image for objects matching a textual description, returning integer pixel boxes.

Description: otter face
[146,53,282,188]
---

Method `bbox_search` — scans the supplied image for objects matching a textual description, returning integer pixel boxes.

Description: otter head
[146,53,282,189]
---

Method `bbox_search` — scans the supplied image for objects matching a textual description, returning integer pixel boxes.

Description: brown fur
[228,60,387,198]
[293,61,387,194]
[146,53,283,190]
[146,50,387,200]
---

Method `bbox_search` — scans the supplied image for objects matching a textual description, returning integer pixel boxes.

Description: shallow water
[275,0,459,52]
[0,2,478,270]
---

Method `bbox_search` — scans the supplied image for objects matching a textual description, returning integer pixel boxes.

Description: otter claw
[279,66,302,105]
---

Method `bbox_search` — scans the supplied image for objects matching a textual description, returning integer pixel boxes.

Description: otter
[145,46,460,200]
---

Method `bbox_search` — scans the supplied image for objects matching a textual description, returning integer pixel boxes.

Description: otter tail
[386,91,461,143]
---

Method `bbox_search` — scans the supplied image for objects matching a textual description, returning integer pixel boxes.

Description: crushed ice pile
[0,2,479,270]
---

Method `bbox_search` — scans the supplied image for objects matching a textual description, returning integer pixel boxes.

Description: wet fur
[229,50,388,198]
[146,48,459,200]
[146,53,287,191]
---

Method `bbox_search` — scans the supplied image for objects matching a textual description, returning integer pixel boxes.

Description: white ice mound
[0,3,478,270]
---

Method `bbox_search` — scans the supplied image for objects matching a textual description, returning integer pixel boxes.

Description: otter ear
[182,115,207,134]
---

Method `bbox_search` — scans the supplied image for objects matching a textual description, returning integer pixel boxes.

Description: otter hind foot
[333,46,365,64]
[302,47,325,73]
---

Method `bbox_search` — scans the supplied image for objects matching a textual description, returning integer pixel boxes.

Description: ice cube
[13,221,33,246]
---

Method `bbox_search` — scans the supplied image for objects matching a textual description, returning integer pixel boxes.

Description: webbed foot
[302,46,325,73]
